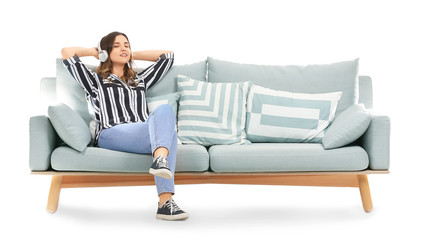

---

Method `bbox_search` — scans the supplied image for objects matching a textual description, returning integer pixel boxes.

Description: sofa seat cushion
[209,143,369,172]
[51,145,209,172]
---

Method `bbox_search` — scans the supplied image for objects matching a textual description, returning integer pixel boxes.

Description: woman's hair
[96,31,137,86]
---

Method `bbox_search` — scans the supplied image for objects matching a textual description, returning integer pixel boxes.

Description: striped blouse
[63,53,174,143]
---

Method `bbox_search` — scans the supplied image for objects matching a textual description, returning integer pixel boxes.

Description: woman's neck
[112,63,124,78]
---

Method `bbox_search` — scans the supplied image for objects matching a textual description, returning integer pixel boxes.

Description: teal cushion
[146,61,207,97]
[207,57,358,117]
[56,58,95,125]
[246,85,341,143]
[209,144,369,172]
[322,104,372,149]
[177,75,251,146]
[48,103,91,151]
[51,145,210,172]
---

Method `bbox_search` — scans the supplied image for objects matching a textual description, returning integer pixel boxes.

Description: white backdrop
[1,0,432,239]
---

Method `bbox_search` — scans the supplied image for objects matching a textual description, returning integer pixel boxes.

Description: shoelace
[155,155,169,169]
[163,199,181,214]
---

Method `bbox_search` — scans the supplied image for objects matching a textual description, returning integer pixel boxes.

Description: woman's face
[109,35,131,65]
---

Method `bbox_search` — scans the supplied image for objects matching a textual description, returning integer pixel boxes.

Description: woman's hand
[61,47,99,60]
[131,50,173,62]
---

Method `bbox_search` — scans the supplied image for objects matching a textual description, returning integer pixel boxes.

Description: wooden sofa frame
[32,170,389,214]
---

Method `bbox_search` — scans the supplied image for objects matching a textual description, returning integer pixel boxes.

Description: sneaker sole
[149,168,173,179]
[156,212,189,221]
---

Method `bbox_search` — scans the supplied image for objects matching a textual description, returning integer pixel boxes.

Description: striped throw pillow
[246,85,342,143]
[177,75,250,146]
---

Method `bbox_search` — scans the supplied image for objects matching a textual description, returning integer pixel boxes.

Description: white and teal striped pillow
[246,85,342,143]
[177,75,251,146]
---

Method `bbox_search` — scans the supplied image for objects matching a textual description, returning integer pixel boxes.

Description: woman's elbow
[61,48,74,60]
[163,51,174,59]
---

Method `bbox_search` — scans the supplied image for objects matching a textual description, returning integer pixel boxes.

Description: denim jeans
[98,104,177,196]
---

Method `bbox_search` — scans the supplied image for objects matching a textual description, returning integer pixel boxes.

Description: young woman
[61,31,188,221]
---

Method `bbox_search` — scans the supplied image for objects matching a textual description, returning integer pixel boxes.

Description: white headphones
[97,40,108,62]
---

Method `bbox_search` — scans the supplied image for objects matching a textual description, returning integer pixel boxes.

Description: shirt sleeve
[62,55,99,97]
[137,52,174,90]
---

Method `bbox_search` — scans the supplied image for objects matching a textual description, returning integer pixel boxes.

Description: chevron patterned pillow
[176,75,251,146]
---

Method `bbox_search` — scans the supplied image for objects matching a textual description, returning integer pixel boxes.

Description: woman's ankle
[158,193,173,206]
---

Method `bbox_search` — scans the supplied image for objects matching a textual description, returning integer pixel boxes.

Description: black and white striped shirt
[63,53,174,142]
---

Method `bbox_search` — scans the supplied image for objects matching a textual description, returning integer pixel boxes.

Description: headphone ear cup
[98,50,108,62]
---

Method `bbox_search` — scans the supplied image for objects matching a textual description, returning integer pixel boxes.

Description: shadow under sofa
[29,57,390,214]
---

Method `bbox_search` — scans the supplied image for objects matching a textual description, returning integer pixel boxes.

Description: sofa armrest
[360,111,391,170]
[29,115,59,171]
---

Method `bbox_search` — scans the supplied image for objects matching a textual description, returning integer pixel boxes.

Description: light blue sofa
[29,57,390,213]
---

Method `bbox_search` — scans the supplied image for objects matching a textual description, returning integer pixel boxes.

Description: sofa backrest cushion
[207,57,359,117]
[146,61,207,97]
[56,58,95,126]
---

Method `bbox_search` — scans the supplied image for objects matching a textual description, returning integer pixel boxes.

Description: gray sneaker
[156,199,189,221]
[149,155,172,179]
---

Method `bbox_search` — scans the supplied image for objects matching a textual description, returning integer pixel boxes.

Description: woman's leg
[154,131,177,198]
[97,121,152,154]
[98,104,188,220]
[147,104,177,197]
[98,104,177,196]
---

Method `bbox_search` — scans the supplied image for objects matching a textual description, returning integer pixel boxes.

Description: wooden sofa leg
[47,176,62,214]
[358,175,373,212]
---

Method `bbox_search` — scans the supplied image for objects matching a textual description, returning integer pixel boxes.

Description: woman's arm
[61,47,99,60]
[132,50,173,62]
[136,51,174,89]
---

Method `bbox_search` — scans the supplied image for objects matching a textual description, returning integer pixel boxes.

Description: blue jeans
[98,104,177,196]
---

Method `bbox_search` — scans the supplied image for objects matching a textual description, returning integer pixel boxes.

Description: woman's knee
[153,104,175,120]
